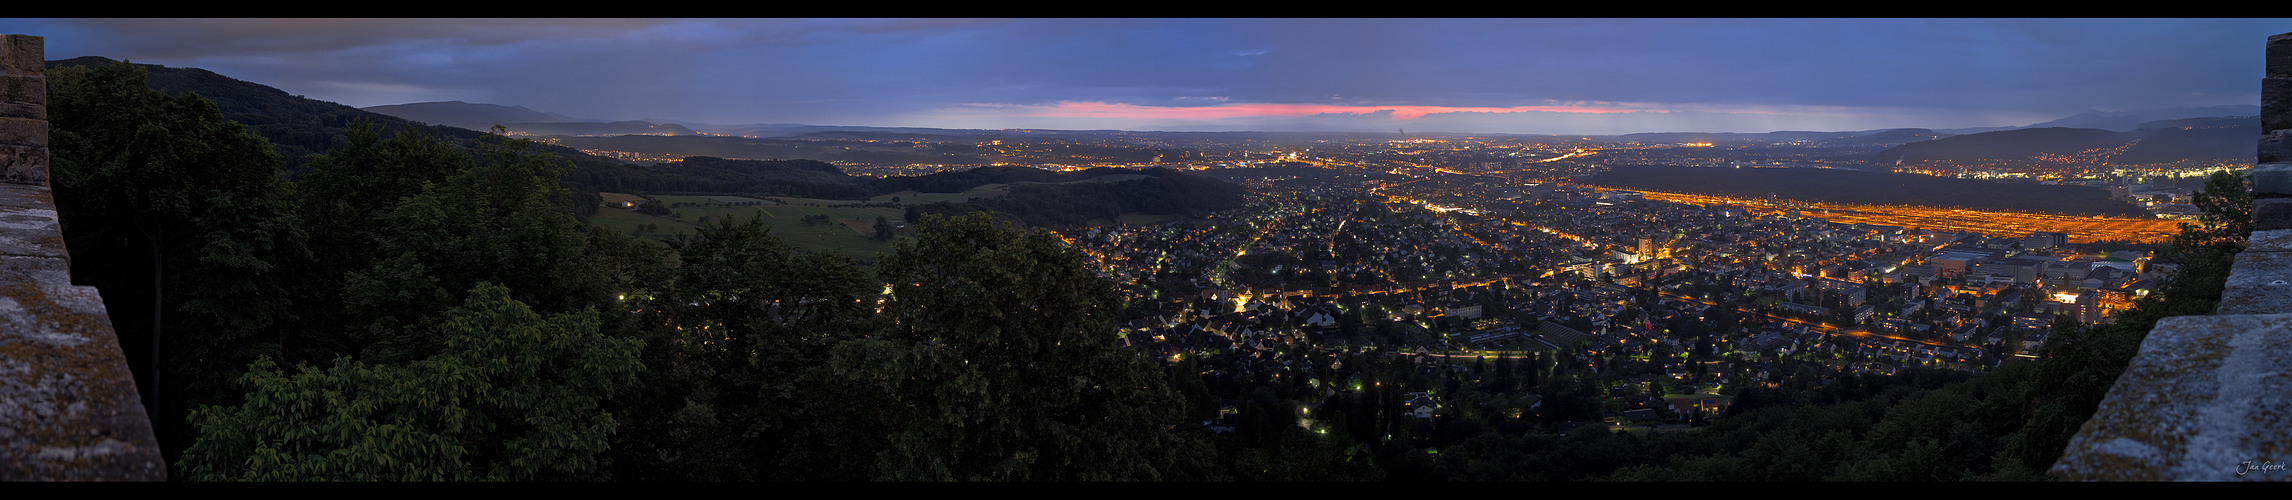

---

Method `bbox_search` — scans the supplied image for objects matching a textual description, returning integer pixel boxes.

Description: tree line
[47,60,1359,481]
[47,60,2251,481]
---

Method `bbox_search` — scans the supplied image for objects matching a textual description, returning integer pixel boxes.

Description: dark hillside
[1869,118,2255,168]
[2114,117,2259,164]
[46,57,487,171]
[504,121,697,137]
[570,156,873,199]
[361,100,583,131]
[548,134,987,166]
[1824,128,1953,148]
[1871,127,2127,165]
[866,165,1136,193]
[45,57,630,177]
[564,155,1246,224]
[973,168,1248,228]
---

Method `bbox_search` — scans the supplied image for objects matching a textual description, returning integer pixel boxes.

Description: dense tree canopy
[180,283,642,481]
[46,60,311,461]
[851,212,1191,480]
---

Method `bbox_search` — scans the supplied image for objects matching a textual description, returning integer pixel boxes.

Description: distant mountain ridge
[571,156,1248,228]
[2021,105,2262,131]
[367,100,2265,153]
[361,101,584,129]
[54,54,2260,178]
[360,101,700,137]
[1612,128,1951,148]
[45,57,506,171]
[1872,116,2257,167]
[499,121,698,137]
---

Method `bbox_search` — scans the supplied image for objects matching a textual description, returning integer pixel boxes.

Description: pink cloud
[1007,101,1649,121]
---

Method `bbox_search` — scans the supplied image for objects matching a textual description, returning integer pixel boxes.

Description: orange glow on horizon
[997,101,1652,121]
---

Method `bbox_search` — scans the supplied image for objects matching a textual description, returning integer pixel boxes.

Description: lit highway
[1574,185,2185,243]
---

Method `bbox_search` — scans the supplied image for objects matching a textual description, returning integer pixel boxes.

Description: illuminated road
[1658,292,1973,352]
[1574,185,2184,243]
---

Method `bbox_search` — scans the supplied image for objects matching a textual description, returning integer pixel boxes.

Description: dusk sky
[3,18,2286,135]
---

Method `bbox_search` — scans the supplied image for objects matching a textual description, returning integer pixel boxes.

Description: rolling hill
[1870,117,2256,168]
[43,57,631,177]
[360,101,583,129]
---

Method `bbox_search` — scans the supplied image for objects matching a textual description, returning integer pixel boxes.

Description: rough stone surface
[0,34,36,75]
[0,184,164,481]
[2266,128,2291,165]
[2217,251,2292,315]
[0,33,163,481]
[2051,314,2292,481]
[2252,198,2292,231]
[2056,30,2292,482]
[2223,229,2292,315]
[2243,228,2292,253]
[0,74,43,120]
[2249,163,2292,197]
[0,142,42,186]
[2268,33,2290,167]
[0,34,38,187]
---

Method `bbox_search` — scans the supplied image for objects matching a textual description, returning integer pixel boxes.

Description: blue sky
[4,18,2285,135]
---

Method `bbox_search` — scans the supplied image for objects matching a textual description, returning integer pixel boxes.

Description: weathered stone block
[0,183,65,260]
[0,254,165,481]
[2266,78,2292,137]
[0,74,45,120]
[2265,129,2291,165]
[0,35,37,75]
[2244,228,2292,253]
[2248,163,2292,196]
[0,115,41,145]
[2270,32,2292,80]
[0,144,45,186]
[2217,251,2292,314]
[0,33,158,482]
[2052,313,2292,481]
[2252,198,2292,231]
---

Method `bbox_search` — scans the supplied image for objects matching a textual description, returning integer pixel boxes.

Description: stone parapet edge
[0,33,164,481]
[2049,313,2292,481]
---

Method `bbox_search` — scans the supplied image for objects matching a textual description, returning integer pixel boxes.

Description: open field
[863,183,1011,204]
[591,193,905,261]
[689,194,775,204]
[599,192,647,207]
[594,185,1199,260]
[1112,212,1178,227]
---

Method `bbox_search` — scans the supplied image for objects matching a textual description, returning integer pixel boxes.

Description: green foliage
[974,172,1247,228]
[843,212,1190,480]
[284,121,473,363]
[340,131,622,363]
[46,60,313,468]
[608,213,881,480]
[182,283,642,481]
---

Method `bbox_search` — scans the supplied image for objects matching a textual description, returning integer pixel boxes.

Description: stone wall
[0,34,165,481]
[2050,32,2292,482]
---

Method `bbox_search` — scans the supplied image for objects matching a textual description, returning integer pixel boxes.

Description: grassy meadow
[861,183,1012,204]
[590,183,1186,262]
[590,193,909,262]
